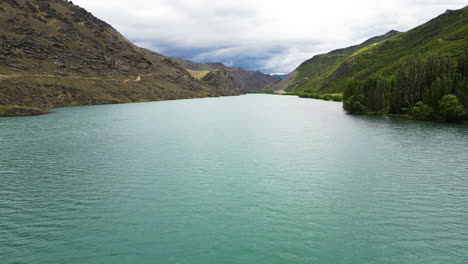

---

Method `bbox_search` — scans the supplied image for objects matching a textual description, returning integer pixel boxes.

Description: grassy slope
[323,6,468,92]
[187,70,210,80]
[270,31,400,92]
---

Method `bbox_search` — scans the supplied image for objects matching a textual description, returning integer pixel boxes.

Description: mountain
[0,0,241,117]
[171,57,280,92]
[201,69,243,96]
[339,7,467,122]
[324,7,468,92]
[272,74,288,78]
[268,30,400,92]
[267,6,467,122]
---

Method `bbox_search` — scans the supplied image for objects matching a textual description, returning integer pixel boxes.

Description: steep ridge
[171,57,280,92]
[0,0,242,116]
[268,30,400,92]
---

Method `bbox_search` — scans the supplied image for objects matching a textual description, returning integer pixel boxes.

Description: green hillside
[268,31,400,92]
[269,6,467,122]
[341,7,468,122]
[325,7,468,92]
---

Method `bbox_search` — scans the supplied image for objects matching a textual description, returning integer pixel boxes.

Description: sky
[72,0,467,74]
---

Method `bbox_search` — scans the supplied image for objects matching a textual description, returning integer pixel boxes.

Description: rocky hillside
[0,0,242,116]
[201,69,243,96]
[268,30,400,92]
[171,57,280,92]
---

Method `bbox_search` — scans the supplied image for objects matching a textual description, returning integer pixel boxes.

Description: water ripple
[0,95,467,264]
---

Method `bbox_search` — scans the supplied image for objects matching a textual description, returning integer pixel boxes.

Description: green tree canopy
[439,94,466,122]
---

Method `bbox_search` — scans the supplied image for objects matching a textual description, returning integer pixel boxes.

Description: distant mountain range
[272,74,288,78]
[170,57,280,92]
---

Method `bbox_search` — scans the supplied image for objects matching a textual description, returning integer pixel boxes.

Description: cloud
[71,0,467,73]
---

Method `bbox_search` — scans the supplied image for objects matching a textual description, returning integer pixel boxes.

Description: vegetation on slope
[343,52,468,122]
[340,7,468,122]
[267,6,467,122]
[267,31,400,92]
[325,7,468,93]
[287,92,343,102]
[187,70,210,80]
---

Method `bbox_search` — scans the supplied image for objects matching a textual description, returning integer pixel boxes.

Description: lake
[1,94,467,264]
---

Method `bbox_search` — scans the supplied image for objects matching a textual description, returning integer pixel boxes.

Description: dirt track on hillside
[0,73,154,82]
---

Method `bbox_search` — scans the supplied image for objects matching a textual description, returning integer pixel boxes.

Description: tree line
[343,52,468,122]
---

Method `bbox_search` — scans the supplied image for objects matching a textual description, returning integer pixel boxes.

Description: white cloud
[71,0,467,73]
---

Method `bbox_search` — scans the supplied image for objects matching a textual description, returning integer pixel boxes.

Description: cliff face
[171,58,280,92]
[201,69,243,96]
[0,0,243,116]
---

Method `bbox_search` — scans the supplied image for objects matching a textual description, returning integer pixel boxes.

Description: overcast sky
[72,0,466,74]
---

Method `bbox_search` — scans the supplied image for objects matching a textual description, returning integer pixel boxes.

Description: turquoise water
[1,94,467,264]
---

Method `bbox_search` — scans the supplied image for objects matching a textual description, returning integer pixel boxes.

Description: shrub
[438,94,466,122]
[408,101,434,120]
[344,95,368,114]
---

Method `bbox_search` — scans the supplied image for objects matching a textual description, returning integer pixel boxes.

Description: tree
[343,95,367,114]
[438,94,466,122]
[342,52,467,122]
[408,101,434,120]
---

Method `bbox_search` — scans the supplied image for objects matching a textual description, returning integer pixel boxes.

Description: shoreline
[3,94,466,124]
[0,106,51,117]
[249,92,467,124]
[0,93,247,117]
